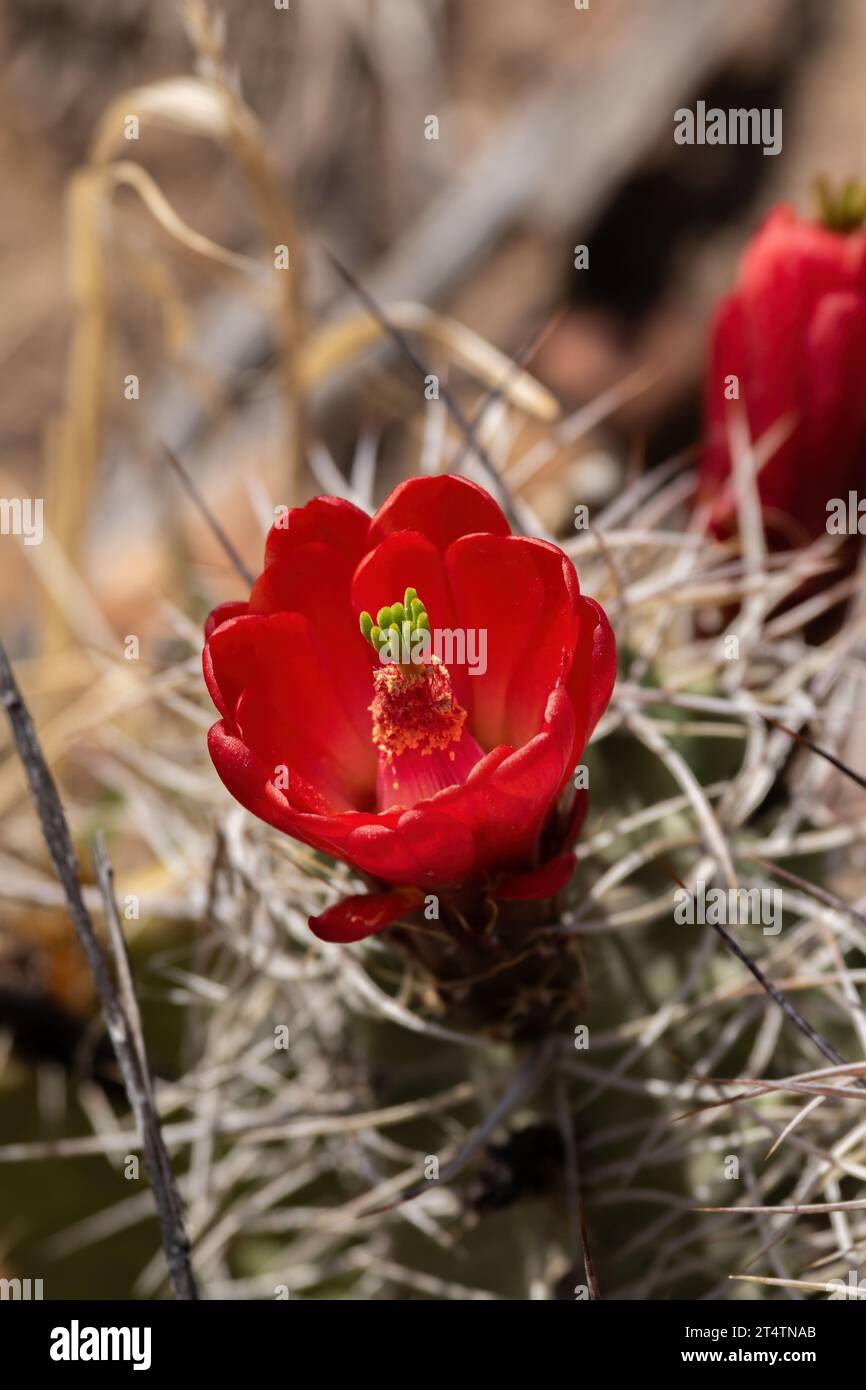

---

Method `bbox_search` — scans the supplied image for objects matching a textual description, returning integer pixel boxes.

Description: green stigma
[815,175,866,233]
[359,586,430,658]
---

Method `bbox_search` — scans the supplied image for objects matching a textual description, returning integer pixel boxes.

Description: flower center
[359,586,431,669]
[358,587,483,809]
[369,660,466,763]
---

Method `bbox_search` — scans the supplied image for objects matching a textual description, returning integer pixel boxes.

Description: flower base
[381,893,586,1042]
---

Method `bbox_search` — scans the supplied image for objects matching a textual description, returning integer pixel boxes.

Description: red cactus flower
[203,475,615,942]
[699,202,866,543]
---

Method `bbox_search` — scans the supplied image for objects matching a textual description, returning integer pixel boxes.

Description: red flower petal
[203,614,259,723]
[351,529,453,624]
[208,720,379,836]
[803,290,866,512]
[208,718,478,889]
[205,600,250,640]
[309,889,420,943]
[444,534,567,749]
[502,538,581,747]
[250,539,375,741]
[253,496,373,738]
[565,595,616,770]
[207,721,312,831]
[208,613,376,810]
[495,852,576,901]
[368,474,510,551]
[418,685,576,874]
[264,495,370,569]
[335,806,478,888]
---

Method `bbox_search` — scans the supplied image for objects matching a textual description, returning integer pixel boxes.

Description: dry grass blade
[299,303,559,420]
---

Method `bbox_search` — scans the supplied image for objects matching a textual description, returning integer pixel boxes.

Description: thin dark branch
[451,308,566,474]
[161,443,255,589]
[91,833,199,1296]
[709,920,846,1069]
[93,832,149,1074]
[764,715,866,793]
[555,1071,599,1297]
[362,1037,555,1213]
[746,853,866,934]
[578,1198,601,1301]
[655,857,849,1072]
[322,246,524,532]
[0,642,198,1300]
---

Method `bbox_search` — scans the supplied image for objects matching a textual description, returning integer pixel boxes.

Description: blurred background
[2,0,866,1300]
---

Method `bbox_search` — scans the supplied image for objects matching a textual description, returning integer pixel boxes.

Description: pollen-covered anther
[370,659,466,765]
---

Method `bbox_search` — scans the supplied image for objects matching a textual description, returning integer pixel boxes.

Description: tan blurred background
[2,0,865,651]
